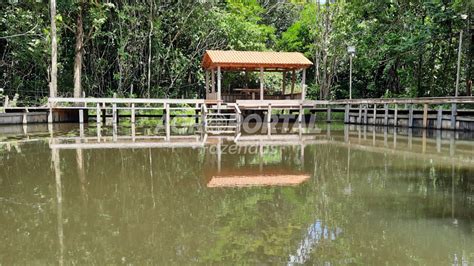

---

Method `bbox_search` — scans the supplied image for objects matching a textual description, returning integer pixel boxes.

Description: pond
[0,123,473,264]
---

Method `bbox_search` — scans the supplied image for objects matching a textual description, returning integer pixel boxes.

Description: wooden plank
[131,103,136,124]
[364,104,368,124]
[393,104,398,127]
[112,104,117,124]
[451,103,457,130]
[384,103,388,126]
[236,99,318,108]
[260,67,264,101]
[205,70,210,99]
[79,109,84,124]
[48,106,53,124]
[373,104,377,125]
[165,103,170,136]
[211,69,215,99]
[201,104,207,132]
[298,103,303,123]
[101,102,106,124]
[422,104,428,128]
[290,70,296,99]
[3,96,9,111]
[301,69,306,100]
[344,104,350,123]
[329,96,474,105]
[437,106,443,130]
[282,71,286,96]
[358,105,362,123]
[22,111,28,125]
[96,103,100,124]
[267,103,272,123]
[49,97,206,105]
[217,66,222,102]
[408,104,414,128]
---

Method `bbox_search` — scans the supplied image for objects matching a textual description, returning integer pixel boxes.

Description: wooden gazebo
[201,50,313,102]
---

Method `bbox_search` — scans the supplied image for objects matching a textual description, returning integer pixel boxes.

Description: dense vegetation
[0,0,472,105]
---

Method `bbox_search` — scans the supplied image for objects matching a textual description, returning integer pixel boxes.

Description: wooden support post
[422,104,428,128]
[112,104,117,124]
[437,106,443,130]
[326,105,331,123]
[281,71,286,97]
[211,69,216,100]
[451,103,457,130]
[112,121,117,142]
[344,104,350,123]
[96,103,100,124]
[79,109,84,124]
[48,105,53,124]
[22,110,28,125]
[393,104,398,127]
[298,103,303,124]
[205,70,210,100]
[291,70,296,99]
[131,103,136,124]
[364,104,368,124]
[3,96,9,112]
[217,66,222,103]
[373,104,377,125]
[301,69,306,100]
[358,105,362,124]
[96,117,101,141]
[267,103,272,123]
[408,104,414,128]
[195,103,199,125]
[201,104,207,132]
[131,123,135,142]
[259,67,264,101]
[383,103,388,126]
[165,103,170,137]
[102,103,106,124]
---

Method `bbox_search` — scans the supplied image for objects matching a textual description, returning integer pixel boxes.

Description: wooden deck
[1,96,474,131]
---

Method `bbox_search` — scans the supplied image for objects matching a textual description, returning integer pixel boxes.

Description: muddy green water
[0,124,473,264]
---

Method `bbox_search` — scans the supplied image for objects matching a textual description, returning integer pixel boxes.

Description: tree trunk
[321,2,330,99]
[315,1,321,99]
[147,0,153,98]
[467,13,473,96]
[73,1,84,98]
[49,0,57,98]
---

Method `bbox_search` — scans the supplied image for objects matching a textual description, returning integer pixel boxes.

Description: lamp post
[347,46,356,99]
[455,14,468,97]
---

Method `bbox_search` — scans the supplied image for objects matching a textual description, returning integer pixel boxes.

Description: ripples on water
[0,123,473,264]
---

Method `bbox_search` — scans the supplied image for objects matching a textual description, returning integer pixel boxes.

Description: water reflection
[0,123,473,264]
[288,220,342,265]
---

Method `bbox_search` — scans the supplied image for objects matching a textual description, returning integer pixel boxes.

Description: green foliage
[0,0,472,104]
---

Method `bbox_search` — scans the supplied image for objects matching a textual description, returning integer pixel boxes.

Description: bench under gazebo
[201,50,313,103]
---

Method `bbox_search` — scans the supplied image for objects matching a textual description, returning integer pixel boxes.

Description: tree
[50,0,58,98]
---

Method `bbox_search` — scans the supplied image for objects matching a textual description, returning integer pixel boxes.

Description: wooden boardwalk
[2,96,474,131]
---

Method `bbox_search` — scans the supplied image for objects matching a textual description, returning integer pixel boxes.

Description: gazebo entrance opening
[201,50,313,103]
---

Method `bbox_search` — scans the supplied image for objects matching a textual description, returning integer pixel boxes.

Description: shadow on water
[0,122,473,264]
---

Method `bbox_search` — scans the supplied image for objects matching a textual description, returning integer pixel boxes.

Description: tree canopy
[0,0,472,105]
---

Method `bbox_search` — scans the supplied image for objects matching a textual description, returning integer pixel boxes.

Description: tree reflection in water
[0,123,473,264]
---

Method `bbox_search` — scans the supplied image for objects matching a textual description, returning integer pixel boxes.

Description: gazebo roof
[202,50,313,71]
[207,174,310,188]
